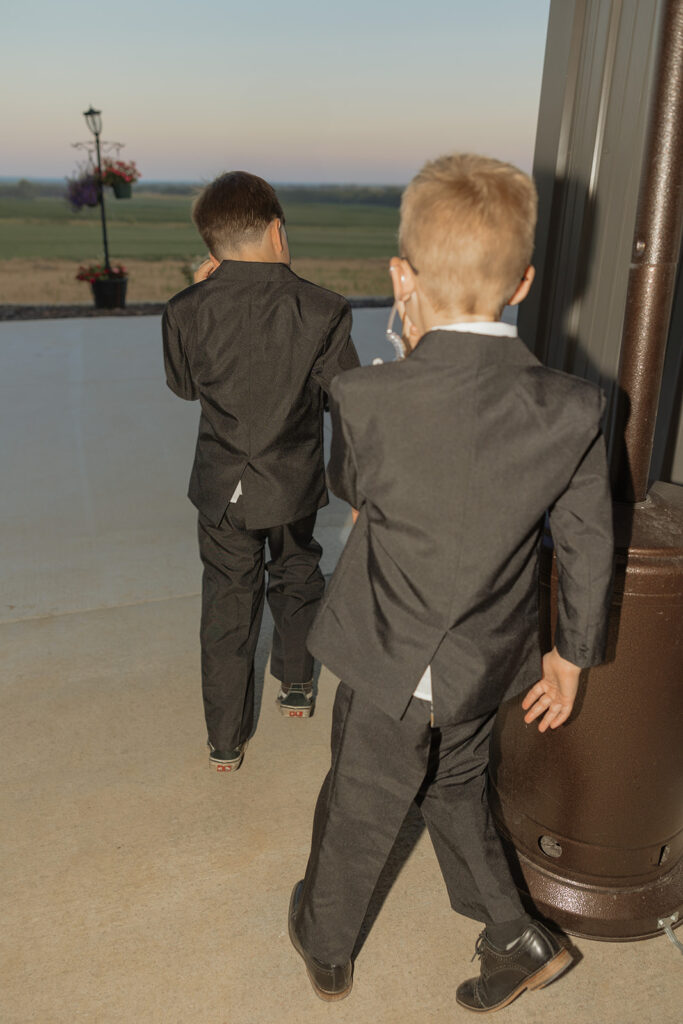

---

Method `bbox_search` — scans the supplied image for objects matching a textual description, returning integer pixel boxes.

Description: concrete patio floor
[1,310,680,1023]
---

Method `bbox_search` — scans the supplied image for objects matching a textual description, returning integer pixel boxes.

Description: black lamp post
[83,106,111,272]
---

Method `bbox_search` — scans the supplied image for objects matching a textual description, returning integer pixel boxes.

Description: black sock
[485,914,532,950]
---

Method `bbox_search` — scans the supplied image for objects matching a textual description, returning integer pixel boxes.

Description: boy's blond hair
[399,154,537,316]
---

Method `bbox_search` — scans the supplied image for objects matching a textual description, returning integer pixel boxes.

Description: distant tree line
[1,179,66,199]
[278,185,402,207]
[0,179,403,207]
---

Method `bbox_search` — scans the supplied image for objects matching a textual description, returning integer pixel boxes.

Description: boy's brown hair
[192,171,284,257]
[399,154,537,316]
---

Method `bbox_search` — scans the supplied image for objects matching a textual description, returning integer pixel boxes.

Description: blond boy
[288,155,613,1011]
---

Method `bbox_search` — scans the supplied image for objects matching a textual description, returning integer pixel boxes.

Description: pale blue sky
[3,0,550,182]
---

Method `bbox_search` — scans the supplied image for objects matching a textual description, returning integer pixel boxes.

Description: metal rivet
[634,239,646,255]
[539,835,563,858]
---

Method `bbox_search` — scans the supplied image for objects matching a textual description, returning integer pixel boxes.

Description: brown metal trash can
[489,481,683,940]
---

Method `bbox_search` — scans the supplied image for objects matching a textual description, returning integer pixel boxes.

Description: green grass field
[0,193,399,262]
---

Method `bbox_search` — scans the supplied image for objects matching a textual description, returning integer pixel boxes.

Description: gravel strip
[0,296,393,322]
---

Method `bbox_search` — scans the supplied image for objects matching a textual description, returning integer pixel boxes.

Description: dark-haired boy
[163,171,359,772]
[288,154,614,1011]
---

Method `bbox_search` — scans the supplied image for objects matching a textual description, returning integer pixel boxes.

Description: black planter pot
[111,179,132,199]
[91,277,128,309]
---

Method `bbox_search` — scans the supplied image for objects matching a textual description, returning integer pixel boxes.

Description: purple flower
[66,174,99,211]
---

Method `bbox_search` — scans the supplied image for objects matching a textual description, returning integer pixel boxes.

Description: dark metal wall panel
[519,0,669,466]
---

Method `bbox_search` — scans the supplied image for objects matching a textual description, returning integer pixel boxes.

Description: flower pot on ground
[76,263,128,309]
[91,277,128,308]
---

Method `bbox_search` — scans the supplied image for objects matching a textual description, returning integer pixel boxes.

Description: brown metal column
[612,0,683,502]
[490,486,683,940]
[490,0,683,940]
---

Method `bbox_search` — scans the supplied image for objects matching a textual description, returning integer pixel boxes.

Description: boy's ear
[389,256,418,303]
[268,219,280,250]
[268,218,289,262]
[507,265,535,306]
[208,253,221,268]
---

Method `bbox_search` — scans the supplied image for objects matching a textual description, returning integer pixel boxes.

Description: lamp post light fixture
[83,105,111,272]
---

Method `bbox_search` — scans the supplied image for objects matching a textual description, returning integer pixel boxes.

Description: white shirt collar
[433,320,518,337]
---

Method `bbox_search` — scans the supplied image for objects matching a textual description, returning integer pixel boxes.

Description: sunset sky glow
[3,0,550,183]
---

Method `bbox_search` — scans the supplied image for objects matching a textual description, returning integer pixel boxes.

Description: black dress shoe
[288,880,353,1001]
[456,921,573,1013]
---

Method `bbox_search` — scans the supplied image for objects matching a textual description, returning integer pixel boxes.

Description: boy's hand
[193,258,216,284]
[522,647,581,732]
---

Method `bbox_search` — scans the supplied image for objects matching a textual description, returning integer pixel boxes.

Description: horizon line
[0,176,408,188]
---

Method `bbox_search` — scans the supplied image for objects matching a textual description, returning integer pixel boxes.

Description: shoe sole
[288,885,353,1002]
[456,947,573,1013]
[210,757,243,772]
[277,702,314,719]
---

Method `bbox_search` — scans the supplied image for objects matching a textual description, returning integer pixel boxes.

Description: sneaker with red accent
[208,741,246,772]
[276,682,315,718]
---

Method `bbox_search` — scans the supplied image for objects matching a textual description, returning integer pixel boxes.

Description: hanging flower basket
[65,172,99,210]
[101,158,140,199]
[76,263,128,309]
[110,178,132,199]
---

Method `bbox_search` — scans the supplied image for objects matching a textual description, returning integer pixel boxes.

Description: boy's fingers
[539,703,570,732]
[523,694,551,723]
[549,704,572,728]
[193,259,215,283]
[524,698,544,720]
[538,705,559,732]
[521,682,546,709]
[523,680,574,730]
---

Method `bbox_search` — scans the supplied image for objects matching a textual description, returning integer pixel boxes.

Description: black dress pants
[198,500,325,751]
[297,682,524,963]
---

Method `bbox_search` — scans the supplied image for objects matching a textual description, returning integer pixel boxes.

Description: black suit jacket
[307,329,614,726]
[163,261,359,528]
